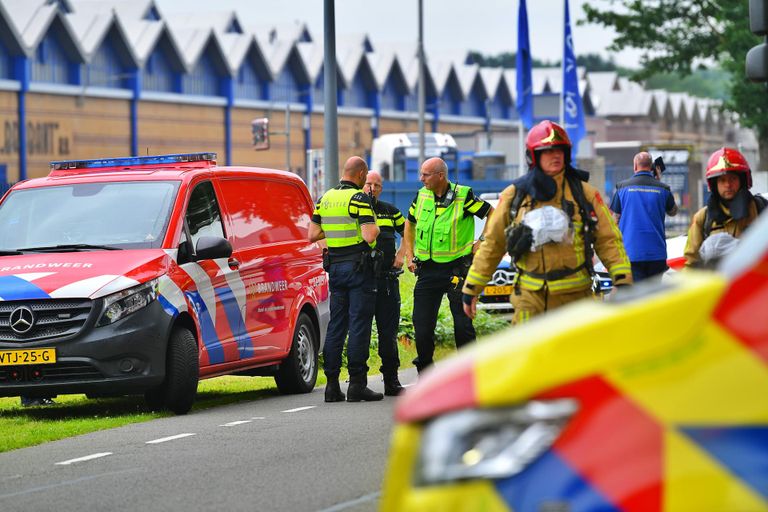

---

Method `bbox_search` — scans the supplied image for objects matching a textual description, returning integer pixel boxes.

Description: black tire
[144,326,199,414]
[275,313,318,394]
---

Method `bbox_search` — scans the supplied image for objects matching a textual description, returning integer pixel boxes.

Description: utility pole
[417,0,425,167]
[323,0,339,191]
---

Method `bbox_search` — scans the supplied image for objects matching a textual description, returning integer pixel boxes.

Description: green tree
[467,51,554,69]
[576,53,620,72]
[582,0,768,169]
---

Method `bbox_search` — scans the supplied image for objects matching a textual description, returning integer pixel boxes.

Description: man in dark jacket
[610,152,678,282]
[364,171,405,395]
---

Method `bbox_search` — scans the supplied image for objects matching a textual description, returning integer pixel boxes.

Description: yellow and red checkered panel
[385,253,768,511]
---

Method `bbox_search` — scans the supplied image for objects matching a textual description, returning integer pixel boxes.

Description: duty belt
[518,262,587,281]
[329,252,364,264]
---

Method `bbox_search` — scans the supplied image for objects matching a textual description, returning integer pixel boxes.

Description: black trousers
[412,260,475,371]
[375,275,401,377]
[630,259,668,283]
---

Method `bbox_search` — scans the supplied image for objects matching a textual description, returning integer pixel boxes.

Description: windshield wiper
[16,244,122,253]
[0,249,23,255]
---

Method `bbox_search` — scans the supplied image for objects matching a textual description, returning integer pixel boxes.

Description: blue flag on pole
[562,0,585,160]
[516,0,533,129]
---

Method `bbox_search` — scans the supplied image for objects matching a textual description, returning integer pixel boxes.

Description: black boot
[324,375,345,403]
[347,374,383,402]
[383,374,404,396]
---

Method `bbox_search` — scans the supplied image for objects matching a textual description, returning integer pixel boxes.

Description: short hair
[634,152,652,169]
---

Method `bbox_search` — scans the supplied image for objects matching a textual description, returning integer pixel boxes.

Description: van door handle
[228,258,240,270]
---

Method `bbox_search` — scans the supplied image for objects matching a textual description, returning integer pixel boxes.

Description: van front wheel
[145,326,199,414]
[275,313,318,394]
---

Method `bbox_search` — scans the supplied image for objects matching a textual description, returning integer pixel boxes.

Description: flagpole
[562,0,585,161]
[516,0,533,176]
[560,0,565,127]
[518,121,524,178]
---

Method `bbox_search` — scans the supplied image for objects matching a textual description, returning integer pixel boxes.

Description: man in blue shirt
[610,152,678,282]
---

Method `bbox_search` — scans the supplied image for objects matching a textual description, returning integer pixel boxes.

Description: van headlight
[97,279,159,326]
[416,399,578,485]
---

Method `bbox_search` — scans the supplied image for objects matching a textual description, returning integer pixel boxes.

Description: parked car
[474,194,514,316]
[381,212,768,512]
[0,153,329,414]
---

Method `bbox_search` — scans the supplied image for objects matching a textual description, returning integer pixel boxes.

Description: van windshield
[0,181,180,251]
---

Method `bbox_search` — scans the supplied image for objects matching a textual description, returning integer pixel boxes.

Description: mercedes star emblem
[9,306,35,334]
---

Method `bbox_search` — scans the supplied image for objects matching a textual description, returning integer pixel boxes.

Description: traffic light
[747,0,768,82]
[251,117,270,150]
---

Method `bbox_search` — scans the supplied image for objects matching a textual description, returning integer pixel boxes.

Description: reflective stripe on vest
[318,188,365,248]
[414,184,474,263]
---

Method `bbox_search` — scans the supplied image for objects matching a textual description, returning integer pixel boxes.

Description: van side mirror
[194,236,232,260]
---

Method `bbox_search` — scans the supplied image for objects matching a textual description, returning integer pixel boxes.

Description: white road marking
[220,420,252,427]
[145,433,197,444]
[316,491,381,512]
[281,406,316,413]
[250,417,265,420]
[54,452,112,465]
[0,469,140,499]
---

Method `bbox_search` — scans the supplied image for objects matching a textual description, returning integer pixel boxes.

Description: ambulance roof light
[50,152,217,171]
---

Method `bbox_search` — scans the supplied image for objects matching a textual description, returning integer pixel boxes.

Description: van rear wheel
[144,326,199,414]
[275,313,318,394]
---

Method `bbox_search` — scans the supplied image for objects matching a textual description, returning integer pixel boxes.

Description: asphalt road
[0,369,417,512]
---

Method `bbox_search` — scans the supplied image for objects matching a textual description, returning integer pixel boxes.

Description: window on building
[182,46,222,96]
[438,79,462,116]
[272,55,304,103]
[234,53,267,100]
[0,38,11,80]
[142,42,178,93]
[381,68,406,111]
[458,79,485,117]
[313,68,346,107]
[32,28,75,84]
[490,94,510,120]
[347,61,375,108]
[86,34,127,88]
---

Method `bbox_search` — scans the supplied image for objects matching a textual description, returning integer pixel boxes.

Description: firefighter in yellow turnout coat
[463,121,632,324]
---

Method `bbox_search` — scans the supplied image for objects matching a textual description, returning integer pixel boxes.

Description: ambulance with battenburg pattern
[381,210,768,511]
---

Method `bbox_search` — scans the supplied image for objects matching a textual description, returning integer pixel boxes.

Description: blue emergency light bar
[50,152,217,171]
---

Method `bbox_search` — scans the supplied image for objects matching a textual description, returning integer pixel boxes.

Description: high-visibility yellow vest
[413,184,474,263]
[317,187,375,249]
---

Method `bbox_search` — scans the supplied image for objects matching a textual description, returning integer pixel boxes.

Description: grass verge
[0,273,509,453]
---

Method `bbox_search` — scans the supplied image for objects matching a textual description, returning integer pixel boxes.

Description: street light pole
[417,0,425,167]
[323,0,339,191]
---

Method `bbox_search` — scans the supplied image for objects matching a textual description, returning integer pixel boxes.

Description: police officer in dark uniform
[364,171,405,396]
[309,156,383,403]
[403,157,493,373]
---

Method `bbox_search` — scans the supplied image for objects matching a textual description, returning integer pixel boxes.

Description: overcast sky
[155,0,644,69]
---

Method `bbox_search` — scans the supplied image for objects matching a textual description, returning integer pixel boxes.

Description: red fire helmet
[526,120,571,167]
[705,147,752,189]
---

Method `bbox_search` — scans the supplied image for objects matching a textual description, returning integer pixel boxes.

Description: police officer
[309,156,383,402]
[462,120,632,324]
[610,152,678,282]
[684,147,766,268]
[403,157,493,373]
[364,171,406,396]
